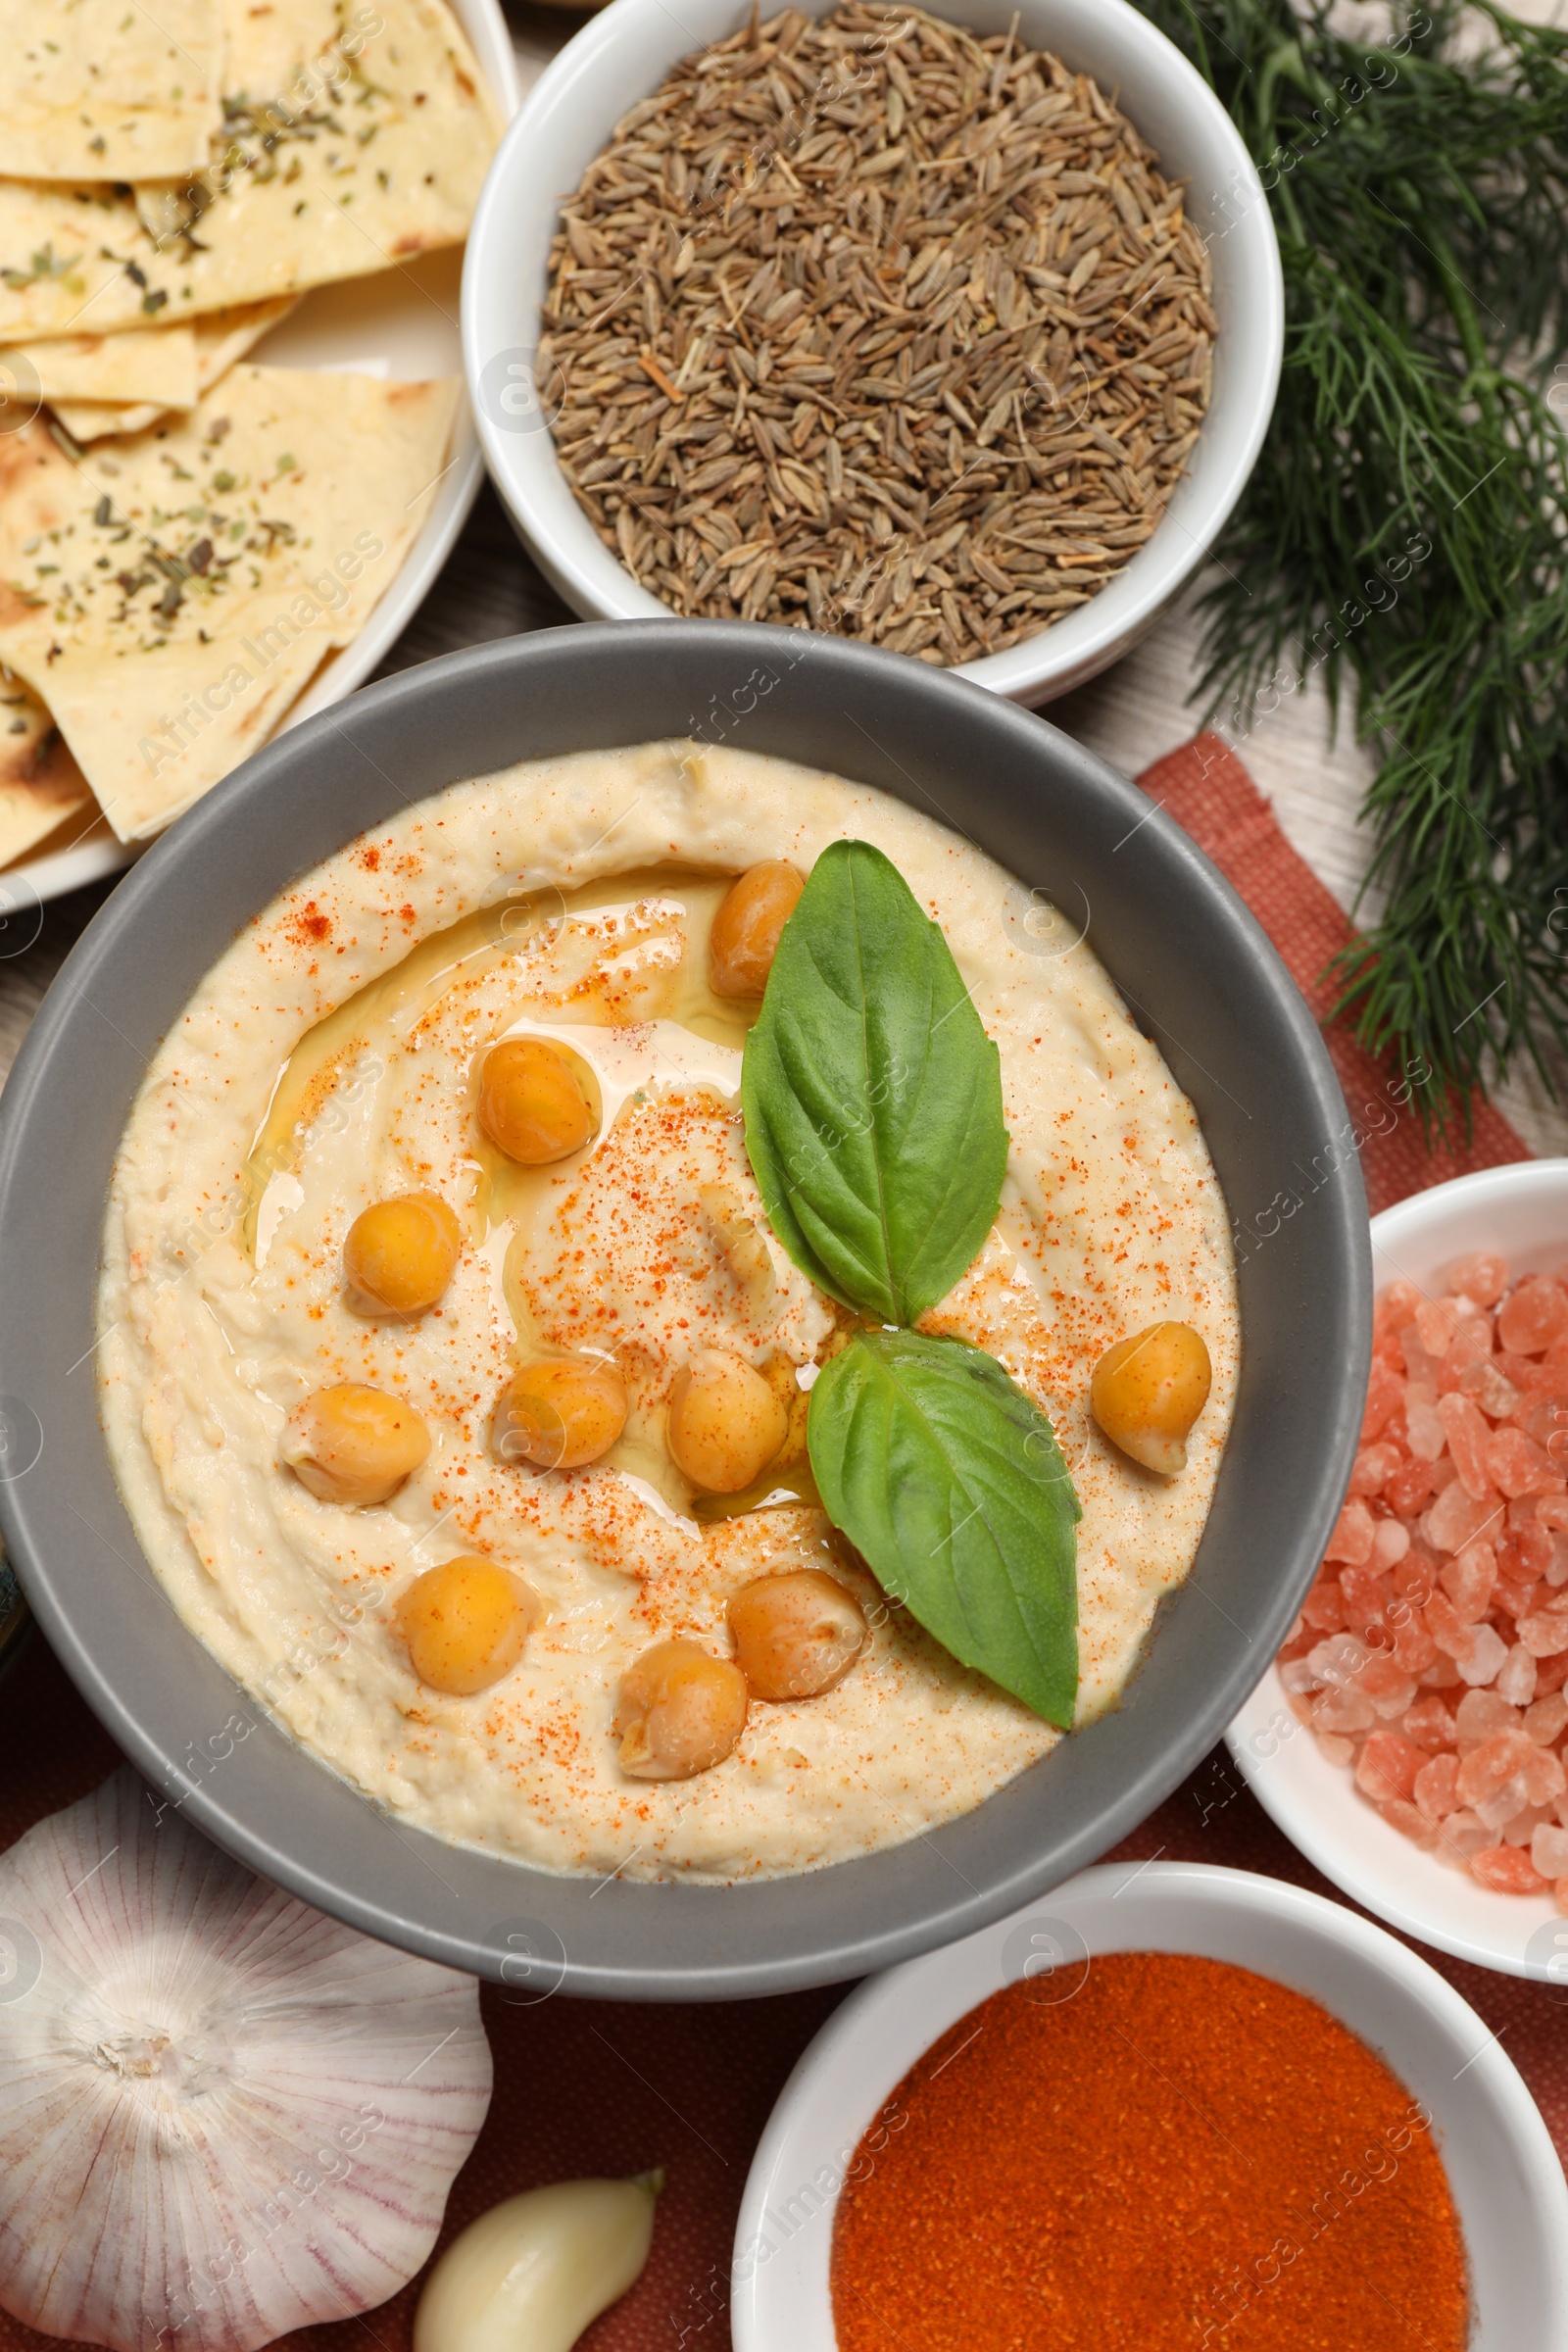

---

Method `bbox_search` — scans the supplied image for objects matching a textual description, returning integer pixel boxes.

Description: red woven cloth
[0,732,1555,2352]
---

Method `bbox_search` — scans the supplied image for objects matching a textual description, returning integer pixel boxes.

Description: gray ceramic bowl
[0,623,1368,1998]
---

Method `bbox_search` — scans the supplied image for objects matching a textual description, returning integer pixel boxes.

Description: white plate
[10,0,520,909]
[733,1861,1568,2352]
[1230,1159,1568,1981]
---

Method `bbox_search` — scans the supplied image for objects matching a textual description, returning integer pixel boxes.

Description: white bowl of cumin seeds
[464,0,1283,704]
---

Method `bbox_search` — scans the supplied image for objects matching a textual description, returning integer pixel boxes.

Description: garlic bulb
[0,1769,492,2352]
[413,2176,661,2352]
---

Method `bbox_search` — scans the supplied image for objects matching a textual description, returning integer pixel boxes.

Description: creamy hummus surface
[99,742,1239,1882]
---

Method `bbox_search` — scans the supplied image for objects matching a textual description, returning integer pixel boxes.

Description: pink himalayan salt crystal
[1415,1751,1459,1820]
[1376,1278,1424,1335]
[1392,1547,1439,1602]
[1458,1357,1521,1419]
[1390,1610,1440,1675]
[1377,1796,1437,1846]
[1372,1516,1410,1569]
[1313,1685,1375,1736]
[1306,1633,1369,1689]
[1325,1498,1376,1565]
[1436,1809,1492,1864]
[1539,1495,1568,1532]
[1498,1276,1568,1355]
[1420,1650,1463,1688]
[1448,1310,1495,1369]
[1402,1692,1457,1749]
[1527,1691,1568,1744]
[1454,1687,1519,1747]
[1357,1655,1417,1716]
[1416,1298,1463,1356]
[1301,1578,1347,1633]
[1494,1642,1539,1706]
[1425,1589,1482,1660]
[1446,1250,1509,1306]
[1485,1426,1563,1499]
[1455,1623,1510,1687]
[1517,1608,1568,1657]
[1315,1731,1355,1768]
[1440,1541,1496,1622]
[1339,1563,1389,1633]
[1522,1401,1568,1461]
[1402,1388,1446,1461]
[1361,1358,1404,1441]
[1533,1821,1568,1878]
[1280,1658,1324,1697]
[1355,1732,1424,1803]
[1500,1511,1555,1582]
[1439,1393,1494,1499]
[1479,1776,1539,1832]
[1424,1477,1501,1555]
[1472,1845,1548,1894]
[1349,1442,1402,1496]
[1502,1802,1559,1847]
[1388,1453,1440,1517]
[1494,1746,1563,1820]
[1496,1573,1546,1625]
[1401,1327,1442,1386]
[1457,1731,1541,1808]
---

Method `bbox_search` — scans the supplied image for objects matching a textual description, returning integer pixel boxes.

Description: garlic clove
[414,2174,661,2352]
[0,1769,492,2352]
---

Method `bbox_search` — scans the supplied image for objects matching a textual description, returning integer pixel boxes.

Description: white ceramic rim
[732,1859,1568,2352]
[8,0,519,910]
[1229,1159,1568,1980]
[463,0,1285,705]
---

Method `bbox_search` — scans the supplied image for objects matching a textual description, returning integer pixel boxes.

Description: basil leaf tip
[741,838,1008,1326]
[808,1328,1080,1727]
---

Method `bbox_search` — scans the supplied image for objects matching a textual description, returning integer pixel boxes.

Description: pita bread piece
[47,299,298,441]
[0,0,501,341]
[2,323,198,408]
[0,0,222,180]
[0,669,91,867]
[0,364,462,840]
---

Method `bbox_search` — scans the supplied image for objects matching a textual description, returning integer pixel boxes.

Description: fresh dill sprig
[1134,0,1568,1128]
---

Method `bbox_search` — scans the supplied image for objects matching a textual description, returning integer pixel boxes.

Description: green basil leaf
[741,839,1008,1326]
[808,1328,1080,1725]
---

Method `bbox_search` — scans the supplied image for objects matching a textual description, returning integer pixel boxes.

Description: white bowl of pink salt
[1231,1158,1568,1981]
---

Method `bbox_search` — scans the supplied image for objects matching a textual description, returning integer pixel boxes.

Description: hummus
[99,741,1238,1882]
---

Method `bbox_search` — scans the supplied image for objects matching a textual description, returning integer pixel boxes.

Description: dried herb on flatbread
[0,365,461,838]
[0,0,499,342]
[0,0,221,180]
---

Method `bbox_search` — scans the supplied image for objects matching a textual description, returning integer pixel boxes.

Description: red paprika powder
[830,1951,1469,2351]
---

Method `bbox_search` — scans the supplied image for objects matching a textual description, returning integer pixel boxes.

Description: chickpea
[1091,1320,1212,1476]
[343,1192,461,1315]
[280,1384,430,1505]
[477,1038,595,1165]
[728,1569,867,1700]
[709,861,805,998]
[666,1348,787,1493]
[496,1357,627,1470]
[395,1555,541,1696]
[614,1639,750,1780]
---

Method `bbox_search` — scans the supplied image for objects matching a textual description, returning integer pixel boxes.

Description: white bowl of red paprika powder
[731,1860,1568,2352]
